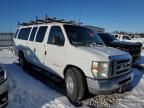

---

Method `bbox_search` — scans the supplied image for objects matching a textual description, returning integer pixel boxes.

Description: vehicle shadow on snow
[128,56,144,91]
[19,63,66,95]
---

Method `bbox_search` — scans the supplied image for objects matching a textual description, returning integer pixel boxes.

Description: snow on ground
[0,48,144,108]
[113,68,144,108]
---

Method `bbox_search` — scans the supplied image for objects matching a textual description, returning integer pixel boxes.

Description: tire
[65,67,86,102]
[19,53,29,70]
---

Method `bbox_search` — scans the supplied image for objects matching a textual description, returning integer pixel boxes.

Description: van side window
[35,26,48,42]
[15,29,19,38]
[114,35,118,38]
[123,36,131,40]
[18,28,31,40]
[29,27,38,41]
[48,26,65,45]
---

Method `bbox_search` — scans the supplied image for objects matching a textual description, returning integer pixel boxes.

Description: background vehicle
[97,33,142,61]
[131,35,141,39]
[113,34,144,48]
[14,18,133,102]
[0,64,8,108]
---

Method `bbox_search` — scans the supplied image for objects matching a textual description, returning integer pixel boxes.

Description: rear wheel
[65,67,86,102]
[19,53,29,69]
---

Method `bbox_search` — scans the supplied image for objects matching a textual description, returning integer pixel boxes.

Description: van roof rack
[18,17,80,26]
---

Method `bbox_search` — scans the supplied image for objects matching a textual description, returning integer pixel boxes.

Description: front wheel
[65,67,86,102]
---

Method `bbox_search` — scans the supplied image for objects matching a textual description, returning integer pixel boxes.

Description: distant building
[0,32,15,47]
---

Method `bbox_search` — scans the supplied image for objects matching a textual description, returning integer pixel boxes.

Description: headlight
[91,61,109,79]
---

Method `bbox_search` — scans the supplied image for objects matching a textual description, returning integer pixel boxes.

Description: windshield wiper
[72,42,104,47]
[89,42,104,47]
[71,42,88,47]
[96,42,103,45]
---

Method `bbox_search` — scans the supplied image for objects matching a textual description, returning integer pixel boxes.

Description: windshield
[98,33,116,43]
[123,35,131,40]
[64,25,104,46]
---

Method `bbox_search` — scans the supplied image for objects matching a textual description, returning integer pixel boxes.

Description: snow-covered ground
[0,48,144,108]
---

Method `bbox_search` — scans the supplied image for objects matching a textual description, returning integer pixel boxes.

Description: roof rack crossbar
[18,17,80,26]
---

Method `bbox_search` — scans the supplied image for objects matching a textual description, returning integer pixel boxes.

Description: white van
[14,18,133,102]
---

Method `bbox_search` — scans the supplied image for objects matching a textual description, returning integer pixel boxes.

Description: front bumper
[0,80,8,108]
[87,72,133,95]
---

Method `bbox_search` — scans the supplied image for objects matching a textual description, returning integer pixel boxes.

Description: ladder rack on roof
[18,17,79,26]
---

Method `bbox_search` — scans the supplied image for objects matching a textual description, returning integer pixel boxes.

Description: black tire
[19,53,29,70]
[65,67,86,102]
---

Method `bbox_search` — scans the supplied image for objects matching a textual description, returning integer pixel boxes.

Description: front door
[44,26,65,76]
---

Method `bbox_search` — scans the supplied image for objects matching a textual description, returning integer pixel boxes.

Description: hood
[134,38,144,41]
[78,46,129,60]
[110,40,142,48]
[133,38,144,44]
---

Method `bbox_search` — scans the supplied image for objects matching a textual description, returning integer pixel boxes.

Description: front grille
[119,77,131,85]
[111,59,131,77]
[116,69,129,75]
[117,59,130,64]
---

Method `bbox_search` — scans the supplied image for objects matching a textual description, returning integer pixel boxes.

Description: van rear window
[35,26,48,42]
[29,27,38,41]
[18,28,31,40]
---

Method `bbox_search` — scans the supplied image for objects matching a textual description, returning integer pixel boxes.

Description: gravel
[79,91,130,108]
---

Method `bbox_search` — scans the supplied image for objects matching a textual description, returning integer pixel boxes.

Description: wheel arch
[18,50,24,57]
[63,65,86,78]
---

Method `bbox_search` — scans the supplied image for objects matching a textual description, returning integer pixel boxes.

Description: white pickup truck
[14,18,133,102]
[113,34,144,48]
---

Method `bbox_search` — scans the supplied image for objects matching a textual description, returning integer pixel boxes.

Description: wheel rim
[19,58,24,67]
[66,76,74,94]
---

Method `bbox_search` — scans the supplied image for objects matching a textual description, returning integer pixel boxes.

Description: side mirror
[53,36,64,46]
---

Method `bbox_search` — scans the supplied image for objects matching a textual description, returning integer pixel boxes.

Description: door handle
[45,51,47,55]
[34,48,36,53]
